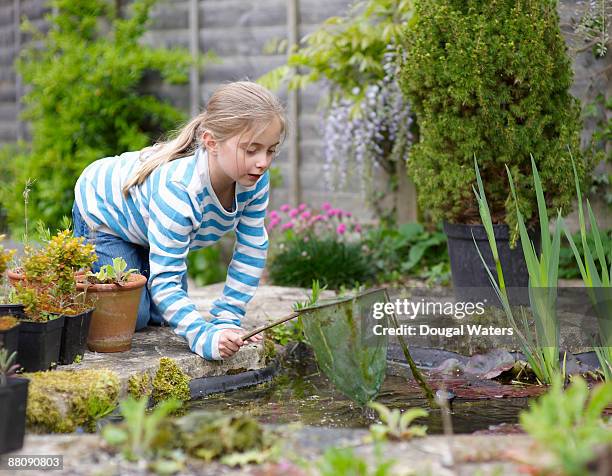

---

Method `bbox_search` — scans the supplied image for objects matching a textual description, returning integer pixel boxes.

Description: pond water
[187,357,531,434]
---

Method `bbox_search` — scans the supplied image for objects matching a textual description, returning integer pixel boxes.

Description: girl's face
[209,117,282,188]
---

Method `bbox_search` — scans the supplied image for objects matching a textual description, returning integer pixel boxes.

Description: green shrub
[399,0,587,236]
[362,222,448,283]
[269,236,375,290]
[2,0,200,234]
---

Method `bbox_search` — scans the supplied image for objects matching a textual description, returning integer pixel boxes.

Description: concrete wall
[0,0,609,225]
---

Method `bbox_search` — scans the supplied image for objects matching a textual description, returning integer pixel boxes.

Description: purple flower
[281,222,294,230]
[354,224,362,232]
[345,211,352,218]
[289,208,299,218]
[298,203,307,211]
[300,211,311,220]
[280,204,290,212]
[269,218,280,229]
[269,210,279,219]
[322,202,332,211]
[336,223,346,235]
[312,214,324,222]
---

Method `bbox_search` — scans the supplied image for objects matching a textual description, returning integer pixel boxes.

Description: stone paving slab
[55,283,334,395]
[0,430,547,476]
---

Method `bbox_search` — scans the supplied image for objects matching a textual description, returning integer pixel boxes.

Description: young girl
[72,81,286,361]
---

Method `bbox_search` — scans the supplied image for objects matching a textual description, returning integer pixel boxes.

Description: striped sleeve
[209,172,269,332]
[147,178,224,360]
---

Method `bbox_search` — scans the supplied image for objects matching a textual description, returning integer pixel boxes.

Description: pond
[187,353,532,435]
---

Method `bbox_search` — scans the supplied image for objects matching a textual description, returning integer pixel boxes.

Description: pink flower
[298,203,307,211]
[336,223,346,235]
[345,211,352,218]
[269,210,279,220]
[280,204,290,212]
[327,209,337,217]
[312,214,324,222]
[281,222,294,230]
[300,211,311,220]
[289,208,299,218]
[322,202,332,211]
[354,224,362,232]
[334,208,343,217]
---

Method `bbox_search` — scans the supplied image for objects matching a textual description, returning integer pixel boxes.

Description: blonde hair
[122,81,287,197]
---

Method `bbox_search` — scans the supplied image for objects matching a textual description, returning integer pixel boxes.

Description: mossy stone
[152,357,191,404]
[25,369,119,433]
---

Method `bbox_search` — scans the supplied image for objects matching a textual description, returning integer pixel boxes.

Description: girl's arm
[208,171,269,332]
[146,176,231,360]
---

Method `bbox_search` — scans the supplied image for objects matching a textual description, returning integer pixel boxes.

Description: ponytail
[121,114,204,197]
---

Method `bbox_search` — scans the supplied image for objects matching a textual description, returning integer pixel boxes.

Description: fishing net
[299,288,388,406]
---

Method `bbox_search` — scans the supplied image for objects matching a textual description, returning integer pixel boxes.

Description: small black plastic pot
[0,377,29,455]
[56,308,94,365]
[444,222,540,306]
[17,315,65,372]
[0,304,25,357]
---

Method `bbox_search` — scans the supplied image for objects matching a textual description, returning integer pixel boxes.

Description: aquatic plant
[473,156,564,384]
[175,410,275,465]
[102,396,181,463]
[519,375,612,476]
[563,157,612,381]
[316,446,395,476]
[367,402,428,441]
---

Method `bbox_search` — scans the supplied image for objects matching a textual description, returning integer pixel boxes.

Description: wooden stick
[242,311,301,340]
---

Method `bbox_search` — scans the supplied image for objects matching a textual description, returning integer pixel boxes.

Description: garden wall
[0,0,609,225]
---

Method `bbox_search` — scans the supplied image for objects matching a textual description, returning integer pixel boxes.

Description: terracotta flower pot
[77,274,147,353]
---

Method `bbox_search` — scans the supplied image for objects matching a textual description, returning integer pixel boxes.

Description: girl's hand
[243,333,263,344]
[218,329,244,359]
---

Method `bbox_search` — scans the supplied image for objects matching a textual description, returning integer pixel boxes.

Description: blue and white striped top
[74,146,269,360]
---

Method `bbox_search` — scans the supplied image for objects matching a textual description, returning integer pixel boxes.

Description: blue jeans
[71,202,188,330]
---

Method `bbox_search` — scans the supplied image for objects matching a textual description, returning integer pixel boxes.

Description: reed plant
[563,157,611,381]
[473,156,564,384]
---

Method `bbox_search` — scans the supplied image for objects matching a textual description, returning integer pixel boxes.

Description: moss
[151,357,190,404]
[127,371,152,399]
[25,369,119,433]
[263,337,277,364]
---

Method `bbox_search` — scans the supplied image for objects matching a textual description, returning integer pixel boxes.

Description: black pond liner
[0,377,29,455]
[55,309,94,365]
[189,359,281,399]
[17,316,65,372]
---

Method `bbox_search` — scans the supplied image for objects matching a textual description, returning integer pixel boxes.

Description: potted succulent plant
[0,348,29,455]
[399,0,587,303]
[78,257,147,353]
